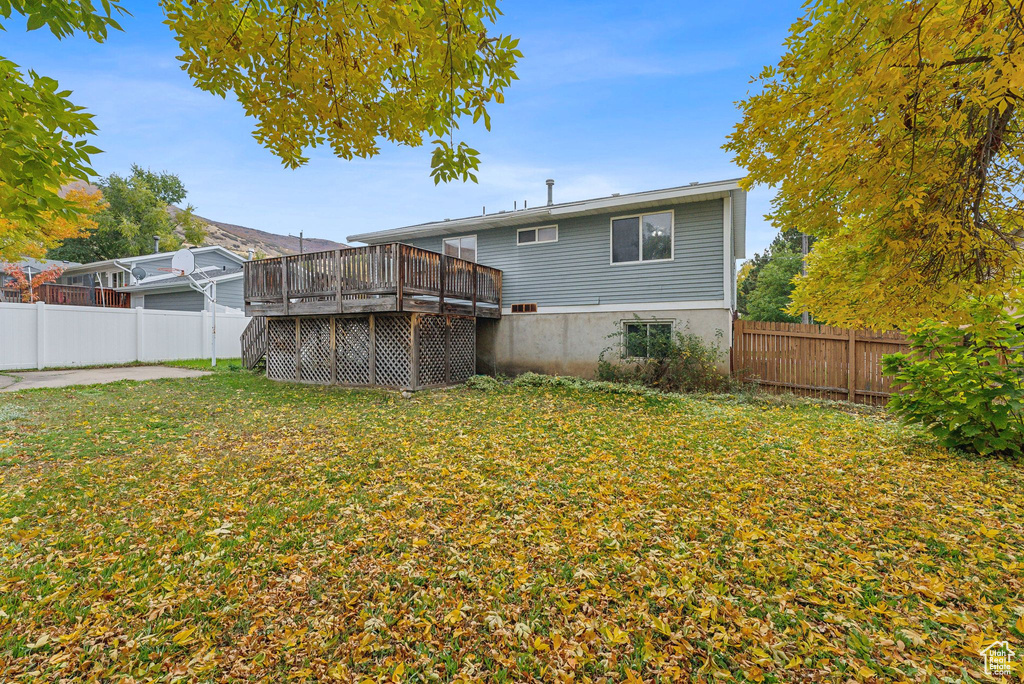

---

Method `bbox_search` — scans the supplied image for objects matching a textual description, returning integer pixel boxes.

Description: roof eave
[118,270,243,293]
[347,178,744,243]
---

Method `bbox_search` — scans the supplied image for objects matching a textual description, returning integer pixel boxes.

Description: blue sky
[4,1,803,256]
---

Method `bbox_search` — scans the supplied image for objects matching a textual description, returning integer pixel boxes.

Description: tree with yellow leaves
[727,0,1024,329]
[0,184,104,261]
[1,1,518,258]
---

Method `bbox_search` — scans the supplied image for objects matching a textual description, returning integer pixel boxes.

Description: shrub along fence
[731,319,908,406]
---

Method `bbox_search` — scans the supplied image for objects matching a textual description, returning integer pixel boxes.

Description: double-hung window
[443,235,477,263]
[517,225,558,245]
[623,321,673,358]
[611,211,673,264]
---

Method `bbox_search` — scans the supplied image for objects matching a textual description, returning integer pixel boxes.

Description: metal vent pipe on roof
[546,179,554,206]
[153,235,160,254]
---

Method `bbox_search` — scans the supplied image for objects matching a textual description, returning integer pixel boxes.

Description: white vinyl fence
[1,302,250,371]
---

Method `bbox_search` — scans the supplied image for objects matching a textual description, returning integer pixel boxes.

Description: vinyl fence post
[136,306,145,362]
[35,301,45,370]
[202,310,210,360]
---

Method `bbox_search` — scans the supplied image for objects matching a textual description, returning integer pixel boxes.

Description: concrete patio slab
[0,366,211,392]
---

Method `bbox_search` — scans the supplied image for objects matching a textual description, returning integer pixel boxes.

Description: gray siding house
[59,246,246,313]
[349,179,746,377]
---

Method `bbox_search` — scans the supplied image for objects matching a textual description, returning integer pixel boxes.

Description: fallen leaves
[0,374,1022,681]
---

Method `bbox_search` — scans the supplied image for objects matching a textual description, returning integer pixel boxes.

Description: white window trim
[442,234,478,262]
[609,209,675,265]
[621,319,674,359]
[517,224,559,246]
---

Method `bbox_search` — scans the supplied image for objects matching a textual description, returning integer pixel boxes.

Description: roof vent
[689,181,700,186]
[546,179,554,206]
[611,193,620,197]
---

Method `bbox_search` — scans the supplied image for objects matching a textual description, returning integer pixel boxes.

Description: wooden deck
[243,243,502,319]
[1,284,130,307]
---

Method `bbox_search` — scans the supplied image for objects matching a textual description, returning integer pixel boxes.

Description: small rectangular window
[517,225,558,245]
[611,211,674,264]
[623,322,673,358]
[442,235,477,262]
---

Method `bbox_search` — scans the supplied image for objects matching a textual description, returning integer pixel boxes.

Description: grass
[1,371,1022,681]
[0,357,244,374]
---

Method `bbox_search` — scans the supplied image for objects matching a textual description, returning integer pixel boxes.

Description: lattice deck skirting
[265,313,475,390]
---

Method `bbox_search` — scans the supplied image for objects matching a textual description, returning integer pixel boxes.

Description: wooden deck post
[471,263,478,317]
[335,248,345,314]
[438,254,446,315]
[847,327,857,404]
[281,258,290,315]
[329,316,337,385]
[294,318,301,381]
[444,316,452,384]
[410,313,421,390]
[396,244,404,312]
[368,314,376,386]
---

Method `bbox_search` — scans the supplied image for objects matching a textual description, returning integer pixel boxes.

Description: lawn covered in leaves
[1,370,1022,682]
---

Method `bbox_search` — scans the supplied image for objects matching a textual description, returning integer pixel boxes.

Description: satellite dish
[131,266,148,281]
[170,248,195,276]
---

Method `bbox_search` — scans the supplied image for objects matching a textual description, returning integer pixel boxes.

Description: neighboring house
[1,257,82,303]
[1,257,80,285]
[347,179,746,376]
[58,246,246,312]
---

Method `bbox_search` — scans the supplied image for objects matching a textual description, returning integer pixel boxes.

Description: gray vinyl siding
[143,290,205,312]
[403,198,725,307]
[134,250,240,274]
[215,278,244,311]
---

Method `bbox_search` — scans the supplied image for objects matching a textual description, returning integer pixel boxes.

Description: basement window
[443,235,477,263]
[611,211,673,264]
[517,225,558,245]
[510,303,538,313]
[623,321,673,358]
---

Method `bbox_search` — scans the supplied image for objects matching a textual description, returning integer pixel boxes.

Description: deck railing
[244,243,502,318]
[1,283,130,307]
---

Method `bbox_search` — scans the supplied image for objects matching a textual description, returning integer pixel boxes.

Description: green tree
[2,1,518,257]
[737,229,810,316]
[0,1,123,259]
[745,243,803,323]
[48,166,200,262]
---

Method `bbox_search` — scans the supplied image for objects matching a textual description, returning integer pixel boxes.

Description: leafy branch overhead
[160,0,521,183]
[0,0,517,259]
[727,0,1024,329]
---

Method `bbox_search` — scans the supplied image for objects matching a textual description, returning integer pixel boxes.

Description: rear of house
[349,179,746,377]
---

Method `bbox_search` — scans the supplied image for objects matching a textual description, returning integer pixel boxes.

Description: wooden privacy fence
[732,319,909,406]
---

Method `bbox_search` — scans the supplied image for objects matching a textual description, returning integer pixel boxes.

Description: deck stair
[241,315,267,370]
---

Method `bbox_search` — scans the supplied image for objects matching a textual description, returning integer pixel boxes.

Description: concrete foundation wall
[477,307,733,379]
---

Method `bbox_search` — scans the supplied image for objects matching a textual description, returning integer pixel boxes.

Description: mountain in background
[61,181,345,258]
[167,206,346,257]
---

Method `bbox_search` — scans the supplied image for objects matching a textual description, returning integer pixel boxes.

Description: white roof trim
[118,269,242,293]
[348,179,743,243]
[61,245,244,275]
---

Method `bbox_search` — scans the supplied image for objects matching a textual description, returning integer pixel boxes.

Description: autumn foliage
[1,263,64,302]
[0,184,104,261]
[162,1,520,183]
[728,0,1024,328]
[1,376,1022,680]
